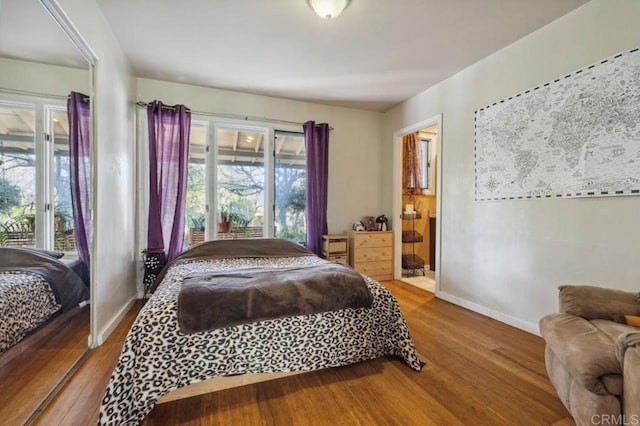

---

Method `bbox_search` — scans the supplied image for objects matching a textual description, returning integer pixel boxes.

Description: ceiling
[95,0,588,111]
[0,0,86,69]
[1,0,589,112]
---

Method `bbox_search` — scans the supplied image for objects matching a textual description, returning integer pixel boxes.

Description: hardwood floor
[31,301,142,426]
[0,306,89,426]
[33,281,574,425]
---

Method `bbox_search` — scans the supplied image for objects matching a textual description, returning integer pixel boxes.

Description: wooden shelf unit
[321,234,349,265]
[401,211,425,275]
[348,231,393,281]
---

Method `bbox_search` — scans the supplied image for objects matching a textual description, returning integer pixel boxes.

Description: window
[0,99,74,253]
[184,121,207,248]
[51,107,75,252]
[216,126,266,240]
[183,120,306,247]
[417,126,437,195]
[419,137,430,190]
[274,130,306,243]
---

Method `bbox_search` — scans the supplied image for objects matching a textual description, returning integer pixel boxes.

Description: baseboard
[94,296,137,347]
[436,290,540,336]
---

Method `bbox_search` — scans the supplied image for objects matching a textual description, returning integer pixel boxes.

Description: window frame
[188,116,304,243]
[138,111,308,264]
[208,121,272,241]
[419,136,436,195]
[0,95,68,251]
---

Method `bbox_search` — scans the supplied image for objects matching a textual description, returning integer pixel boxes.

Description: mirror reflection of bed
[0,0,93,423]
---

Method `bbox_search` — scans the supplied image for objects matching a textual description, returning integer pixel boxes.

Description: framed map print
[475,47,640,201]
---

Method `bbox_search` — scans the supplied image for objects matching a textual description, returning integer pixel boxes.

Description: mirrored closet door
[0,0,94,423]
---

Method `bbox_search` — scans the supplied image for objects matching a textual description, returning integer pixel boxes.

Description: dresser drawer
[325,254,349,264]
[352,247,392,263]
[323,240,347,253]
[369,272,393,281]
[352,232,393,249]
[353,261,392,280]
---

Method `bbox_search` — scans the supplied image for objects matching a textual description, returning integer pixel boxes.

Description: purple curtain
[147,101,191,261]
[303,121,330,256]
[67,92,91,281]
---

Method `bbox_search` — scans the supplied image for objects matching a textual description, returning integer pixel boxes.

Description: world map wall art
[474,47,640,201]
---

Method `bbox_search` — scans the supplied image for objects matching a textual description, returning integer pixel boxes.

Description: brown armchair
[621,332,640,422]
[539,285,640,425]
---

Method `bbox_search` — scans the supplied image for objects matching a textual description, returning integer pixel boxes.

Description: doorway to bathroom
[392,115,441,293]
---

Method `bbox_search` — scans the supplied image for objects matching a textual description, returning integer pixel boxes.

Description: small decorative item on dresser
[375,214,388,231]
[142,248,166,299]
[363,216,377,231]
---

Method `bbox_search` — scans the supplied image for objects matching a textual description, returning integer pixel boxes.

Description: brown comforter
[171,239,372,333]
[178,262,371,333]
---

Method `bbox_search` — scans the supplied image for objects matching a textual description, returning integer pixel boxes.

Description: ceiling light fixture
[308,0,351,20]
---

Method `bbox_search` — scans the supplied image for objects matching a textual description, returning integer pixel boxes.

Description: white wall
[58,0,137,345]
[137,78,384,235]
[0,57,89,96]
[383,0,640,334]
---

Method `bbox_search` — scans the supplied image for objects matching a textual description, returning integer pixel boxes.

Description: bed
[99,239,423,425]
[0,247,89,354]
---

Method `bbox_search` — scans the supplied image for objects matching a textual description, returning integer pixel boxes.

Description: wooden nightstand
[321,234,349,265]
[348,231,394,281]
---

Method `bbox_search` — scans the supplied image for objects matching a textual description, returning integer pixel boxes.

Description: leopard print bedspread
[99,256,422,425]
[0,271,61,354]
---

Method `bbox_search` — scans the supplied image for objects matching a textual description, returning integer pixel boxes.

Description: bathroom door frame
[392,114,443,293]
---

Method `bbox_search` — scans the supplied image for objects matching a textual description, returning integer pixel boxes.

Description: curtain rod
[136,101,190,113]
[135,101,333,130]
[67,94,91,103]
